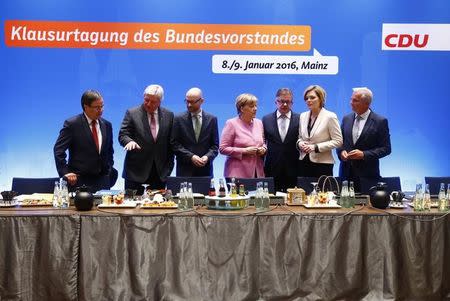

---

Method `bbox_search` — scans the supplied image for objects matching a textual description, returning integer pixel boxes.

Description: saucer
[389,202,407,209]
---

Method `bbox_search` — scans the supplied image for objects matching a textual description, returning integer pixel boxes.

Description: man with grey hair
[171,87,219,176]
[337,87,391,192]
[119,84,174,194]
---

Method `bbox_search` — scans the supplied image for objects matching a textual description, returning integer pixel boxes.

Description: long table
[0,204,449,301]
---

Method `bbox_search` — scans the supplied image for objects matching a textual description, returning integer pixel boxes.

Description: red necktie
[91,120,99,152]
[150,113,157,141]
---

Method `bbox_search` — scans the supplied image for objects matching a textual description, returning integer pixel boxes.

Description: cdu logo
[382,23,450,51]
[384,34,429,48]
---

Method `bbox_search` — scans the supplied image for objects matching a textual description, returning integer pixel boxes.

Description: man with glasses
[171,87,219,176]
[54,89,114,192]
[262,88,300,192]
[119,84,174,194]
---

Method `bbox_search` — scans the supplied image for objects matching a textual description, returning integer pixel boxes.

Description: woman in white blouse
[297,85,343,177]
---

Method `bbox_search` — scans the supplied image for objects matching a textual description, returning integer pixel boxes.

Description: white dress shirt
[277,110,291,141]
[354,109,371,142]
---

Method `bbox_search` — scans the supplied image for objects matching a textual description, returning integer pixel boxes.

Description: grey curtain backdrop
[0,210,449,300]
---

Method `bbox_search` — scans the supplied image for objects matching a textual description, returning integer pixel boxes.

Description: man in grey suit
[262,88,300,192]
[171,87,219,177]
[337,87,391,191]
[119,84,174,194]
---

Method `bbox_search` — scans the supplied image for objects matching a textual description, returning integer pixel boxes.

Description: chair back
[424,177,450,195]
[166,176,212,194]
[234,177,275,194]
[360,177,401,195]
[109,168,119,188]
[11,177,60,195]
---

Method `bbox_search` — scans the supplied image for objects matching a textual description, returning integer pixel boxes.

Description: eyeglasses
[185,98,202,105]
[276,99,292,105]
[89,104,104,111]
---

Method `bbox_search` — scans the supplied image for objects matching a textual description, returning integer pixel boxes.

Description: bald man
[171,87,219,176]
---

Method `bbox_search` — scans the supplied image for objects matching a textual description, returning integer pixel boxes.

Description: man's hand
[124,141,141,151]
[64,173,78,186]
[340,150,349,161]
[200,156,209,165]
[347,149,364,160]
[191,155,206,167]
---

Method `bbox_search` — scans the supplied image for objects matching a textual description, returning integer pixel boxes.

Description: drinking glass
[309,182,318,205]
[141,184,150,200]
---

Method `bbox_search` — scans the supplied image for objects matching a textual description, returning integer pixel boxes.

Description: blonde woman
[219,93,266,178]
[297,85,342,177]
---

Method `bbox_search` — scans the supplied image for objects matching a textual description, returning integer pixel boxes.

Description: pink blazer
[219,117,266,178]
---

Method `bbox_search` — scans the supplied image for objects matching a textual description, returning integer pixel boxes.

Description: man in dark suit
[54,90,114,193]
[262,88,300,192]
[337,87,391,191]
[119,84,174,194]
[171,87,219,177]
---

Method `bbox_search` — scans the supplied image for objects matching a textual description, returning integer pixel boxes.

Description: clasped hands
[191,155,208,167]
[298,141,315,154]
[243,146,266,156]
[340,149,364,161]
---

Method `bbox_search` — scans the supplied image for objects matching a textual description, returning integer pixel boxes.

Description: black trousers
[267,165,298,193]
[125,162,165,195]
[298,154,333,178]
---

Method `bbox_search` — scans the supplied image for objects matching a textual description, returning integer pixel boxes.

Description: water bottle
[340,180,349,208]
[52,181,61,208]
[178,182,187,210]
[348,181,355,208]
[262,182,270,210]
[186,182,194,209]
[447,184,450,210]
[255,182,263,211]
[413,183,423,211]
[60,180,70,208]
[423,183,431,211]
[438,183,447,212]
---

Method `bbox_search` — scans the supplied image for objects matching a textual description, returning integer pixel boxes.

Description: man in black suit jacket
[119,84,174,194]
[171,87,219,176]
[54,90,114,192]
[262,88,300,192]
[337,87,391,191]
